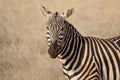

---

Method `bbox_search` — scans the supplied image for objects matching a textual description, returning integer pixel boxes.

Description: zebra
[40,6,120,80]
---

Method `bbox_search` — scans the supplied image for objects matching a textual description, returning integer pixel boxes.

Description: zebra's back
[84,37,120,80]
[107,35,120,47]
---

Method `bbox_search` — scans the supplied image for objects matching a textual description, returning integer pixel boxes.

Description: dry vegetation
[0,0,120,80]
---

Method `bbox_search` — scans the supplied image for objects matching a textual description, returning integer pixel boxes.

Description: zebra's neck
[58,20,85,71]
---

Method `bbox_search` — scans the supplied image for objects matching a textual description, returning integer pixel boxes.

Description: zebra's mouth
[48,41,59,58]
[48,46,59,58]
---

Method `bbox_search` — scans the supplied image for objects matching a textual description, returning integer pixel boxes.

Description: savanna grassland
[0,0,120,80]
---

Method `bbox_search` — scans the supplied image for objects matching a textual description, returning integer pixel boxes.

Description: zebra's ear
[40,5,51,17]
[66,8,74,18]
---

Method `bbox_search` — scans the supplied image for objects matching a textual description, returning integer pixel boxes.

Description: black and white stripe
[46,19,120,80]
[42,8,120,79]
[107,35,120,47]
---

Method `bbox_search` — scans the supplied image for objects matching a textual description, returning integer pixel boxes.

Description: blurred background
[0,0,120,80]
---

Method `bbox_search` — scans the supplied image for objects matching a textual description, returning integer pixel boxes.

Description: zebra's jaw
[48,41,59,58]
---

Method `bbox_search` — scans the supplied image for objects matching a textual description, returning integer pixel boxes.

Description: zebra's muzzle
[48,41,59,58]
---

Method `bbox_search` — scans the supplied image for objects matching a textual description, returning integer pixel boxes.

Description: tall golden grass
[0,0,120,80]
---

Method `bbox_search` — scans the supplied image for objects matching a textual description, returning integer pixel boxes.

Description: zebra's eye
[46,26,49,30]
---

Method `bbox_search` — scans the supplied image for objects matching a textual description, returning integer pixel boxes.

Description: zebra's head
[41,5,74,58]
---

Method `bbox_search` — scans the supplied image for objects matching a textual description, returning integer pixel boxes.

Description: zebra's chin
[48,47,59,58]
[48,41,59,59]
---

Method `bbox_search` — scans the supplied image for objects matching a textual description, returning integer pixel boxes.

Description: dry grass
[0,0,120,80]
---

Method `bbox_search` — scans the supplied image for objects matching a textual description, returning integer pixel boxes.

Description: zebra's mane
[64,20,82,36]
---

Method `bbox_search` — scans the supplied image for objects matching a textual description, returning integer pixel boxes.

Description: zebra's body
[107,35,120,47]
[58,21,120,80]
[41,6,120,80]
